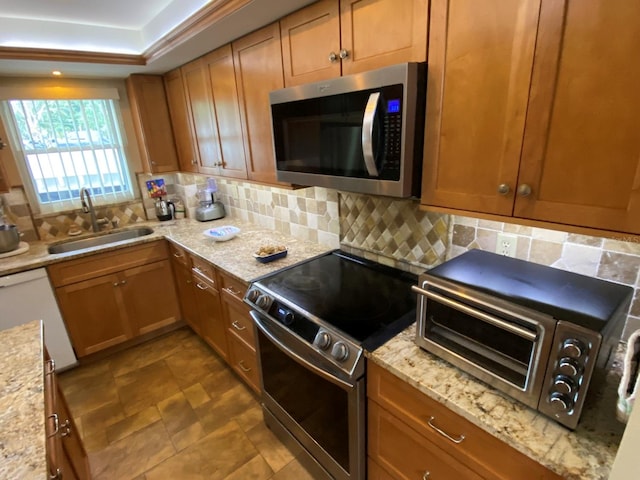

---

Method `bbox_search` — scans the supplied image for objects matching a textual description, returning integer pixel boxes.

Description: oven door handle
[250,310,355,390]
[411,285,538,342]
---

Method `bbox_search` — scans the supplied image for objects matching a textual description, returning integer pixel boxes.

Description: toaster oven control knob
[561,339,586,359]
[331,342,349,362]
[557,358,581,377]
[553,375,577,395]
[549,392,574,414]
[314,331,332,350]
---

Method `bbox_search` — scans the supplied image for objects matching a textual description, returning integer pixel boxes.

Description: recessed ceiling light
[52,70,62,76]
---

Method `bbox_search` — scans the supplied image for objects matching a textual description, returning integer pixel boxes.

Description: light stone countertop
[0,321,46,480]
[367,324,626,480]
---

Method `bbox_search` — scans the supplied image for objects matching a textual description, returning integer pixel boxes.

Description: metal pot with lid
[0,224,21,253]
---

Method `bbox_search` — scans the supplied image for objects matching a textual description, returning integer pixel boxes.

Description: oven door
[413,280,556,408]
[251,310,365,480]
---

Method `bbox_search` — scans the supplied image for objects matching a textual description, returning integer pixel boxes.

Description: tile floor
[58,327,316,480]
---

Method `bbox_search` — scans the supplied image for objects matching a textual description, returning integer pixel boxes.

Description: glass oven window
[426,300,535,389]
[259,330,350,471]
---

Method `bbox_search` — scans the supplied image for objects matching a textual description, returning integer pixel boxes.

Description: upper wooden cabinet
[233,22,285,185]
[422,0,640,235]
[280,0,428,86]
[164,68,199,172]
[126,75,180,173]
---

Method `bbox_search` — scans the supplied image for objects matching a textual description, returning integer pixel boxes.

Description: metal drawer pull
[196,282,208,290]
[173,252,183,258]
[224,286,242,296]
[238,360,251,372]
[232,321,246,331]
[46,358,56,375]
[49,468,62,479]
[47,413,60,438]
[60,419,71,437]
[423,472,431,480]
[427,416,465,444]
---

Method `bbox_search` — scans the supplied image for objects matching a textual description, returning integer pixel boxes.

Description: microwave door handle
[411,285,537,342]
[362,92,381,177]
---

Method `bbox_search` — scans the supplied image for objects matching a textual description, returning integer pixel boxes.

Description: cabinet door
[126,75,180,173]
[203,45,248,179]
[172,260,199,333]
[55,381,90,479]
[339,0,428,76]
[123,259,180,336]
[421,0,540,215]
[227,334,260,393]
[193,273,228,360]
[280,0,341,86]
[164,68,199,172]
[181,58,223,174]
[515,0,640,234]
[233,22,285,185]
[56,274,132,357]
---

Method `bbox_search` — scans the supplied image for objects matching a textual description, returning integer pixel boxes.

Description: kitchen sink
[47,227,155,254]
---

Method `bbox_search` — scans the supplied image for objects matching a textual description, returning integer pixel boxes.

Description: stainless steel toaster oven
[413,249,633,429]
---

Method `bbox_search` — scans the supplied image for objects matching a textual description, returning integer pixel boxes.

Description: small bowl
[203,226,240,242]
[253,249,288,263]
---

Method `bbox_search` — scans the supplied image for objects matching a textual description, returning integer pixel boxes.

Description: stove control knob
[247,289,261,303]
[561,339,586,359]
[549,392,574,414]
[553,375,577,395]
[557,357,581,378]
[313,331,332,350]
[255,295,271,310]
[331,341,349,362]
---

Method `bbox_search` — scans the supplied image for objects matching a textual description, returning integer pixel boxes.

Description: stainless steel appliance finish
[154,198,175,221]
[0,224,20,252]
[269,62,426,198]
[245,250,417,480]
[414,249,633,429]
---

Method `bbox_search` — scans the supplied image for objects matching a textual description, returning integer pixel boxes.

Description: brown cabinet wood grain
[367,362,562,480]
[280,0,428,87]
[422,0,640,235]
[233,22,285,185]
[164,68,199,172]
[126,74,180,174]
[193,267,228,361]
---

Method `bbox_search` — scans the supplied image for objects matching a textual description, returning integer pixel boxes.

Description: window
[3,97,134,214]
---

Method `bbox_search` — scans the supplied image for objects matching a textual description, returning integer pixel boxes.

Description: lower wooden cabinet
[193,267,228,361]
[367,362,562,480]
[45,353,90,479]
[48,241,180,357]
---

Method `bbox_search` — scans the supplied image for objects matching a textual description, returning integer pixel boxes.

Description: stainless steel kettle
[155,198,175,221]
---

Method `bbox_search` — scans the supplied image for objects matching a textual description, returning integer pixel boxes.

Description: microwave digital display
[387,99,401,113]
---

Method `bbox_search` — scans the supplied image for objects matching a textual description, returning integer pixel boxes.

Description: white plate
[203,225,240,242]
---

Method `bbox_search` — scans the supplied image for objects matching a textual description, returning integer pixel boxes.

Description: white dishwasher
[0,268,77,369]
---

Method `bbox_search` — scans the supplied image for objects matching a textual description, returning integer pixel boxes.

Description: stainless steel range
[244,250,417,480]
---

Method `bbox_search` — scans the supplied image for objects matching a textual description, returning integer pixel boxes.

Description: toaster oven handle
[362,92,381,177]
[411,285,537,342]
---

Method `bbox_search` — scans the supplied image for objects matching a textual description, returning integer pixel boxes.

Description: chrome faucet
[80,187,108,232]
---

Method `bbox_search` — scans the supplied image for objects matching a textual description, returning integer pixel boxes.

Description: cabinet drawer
[228,334,260,393]
[192,269,217,292]
[369,401,482,480]
[367,459,394,480]
[48,240,168,287]
[218,270,247,304]
[191,255,217,286]
[367,362,562,480]
[225,299,255,348]
[168,241,191,268]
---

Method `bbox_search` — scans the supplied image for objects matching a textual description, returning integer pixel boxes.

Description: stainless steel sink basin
[47,227,155,254]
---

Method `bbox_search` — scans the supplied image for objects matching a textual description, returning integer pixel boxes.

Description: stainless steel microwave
[269,63,426,198]
[412,250,633,430]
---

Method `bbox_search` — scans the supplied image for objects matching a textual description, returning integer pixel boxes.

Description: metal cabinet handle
[47,413,60,438]
[60,419,71,437]
[339,49,349,59]
[238,360,251,372]
[329,51,338,62]
[231,320,246,331]
[113,282,119,287]
[223,286,242,297]
[196,282,208,291]
[427,416,465,444]
[497,183,511,195]
[423,472,431,480]
[173,252,183,258]
[49,468,62,479]
[120,280,127,285]
[46,358,56,375]
[517,184,532,197]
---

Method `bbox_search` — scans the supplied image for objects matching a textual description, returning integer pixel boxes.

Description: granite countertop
[367,324,626,480]
[0,321,46,480]
[0,218,332,281]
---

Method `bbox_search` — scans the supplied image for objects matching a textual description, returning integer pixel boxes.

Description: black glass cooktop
[256,250,417,348]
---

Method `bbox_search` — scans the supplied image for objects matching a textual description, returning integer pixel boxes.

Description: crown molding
[0,46,145,65]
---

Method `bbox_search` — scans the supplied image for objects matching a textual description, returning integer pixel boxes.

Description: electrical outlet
[496,233,517,257]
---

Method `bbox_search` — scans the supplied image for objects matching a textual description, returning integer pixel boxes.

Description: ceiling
[0,0,315,78]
